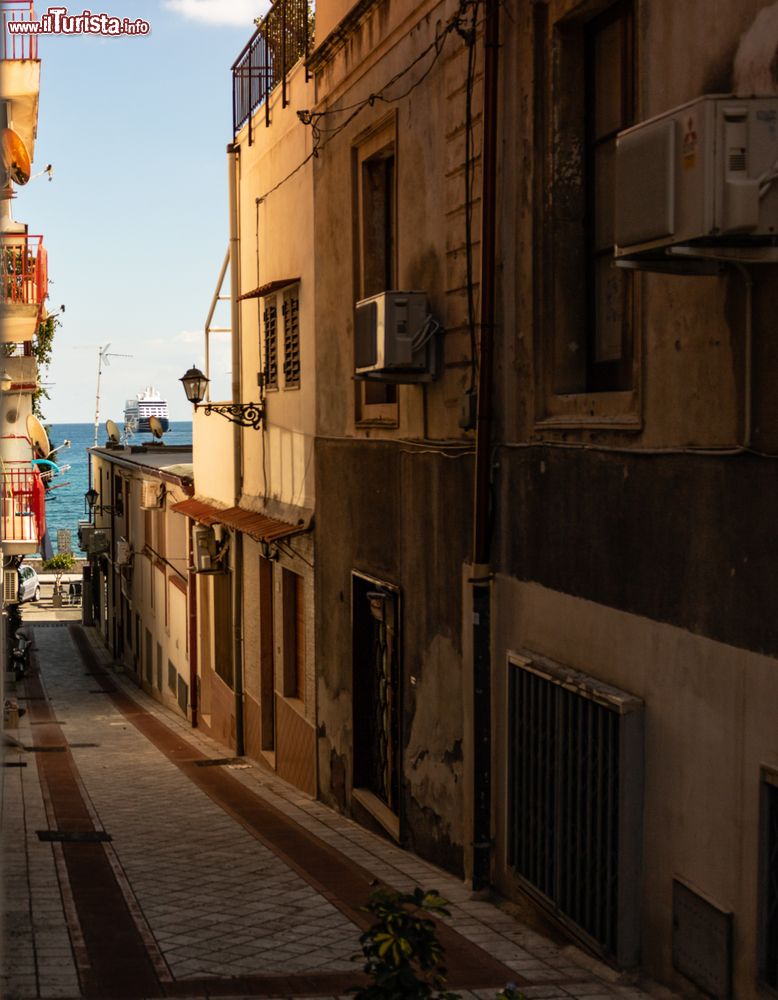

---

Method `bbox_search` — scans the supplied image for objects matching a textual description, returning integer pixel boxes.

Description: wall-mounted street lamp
[84,488,116,517]
[179,365,264,431]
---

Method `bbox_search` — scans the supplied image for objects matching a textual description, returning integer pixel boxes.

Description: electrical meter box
[615,95,778,258]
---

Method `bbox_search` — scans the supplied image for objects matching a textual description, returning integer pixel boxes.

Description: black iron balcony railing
[232,0,313,139]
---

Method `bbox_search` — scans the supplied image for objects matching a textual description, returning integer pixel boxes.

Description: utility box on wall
[615,95,778,258]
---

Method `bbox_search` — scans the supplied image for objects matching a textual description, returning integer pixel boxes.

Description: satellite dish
[106,419,120,444]
[149,415,165,440]
[26,413,51,458]
[1,128,32,186]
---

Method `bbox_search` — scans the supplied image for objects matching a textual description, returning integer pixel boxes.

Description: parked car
[18,565,41,603]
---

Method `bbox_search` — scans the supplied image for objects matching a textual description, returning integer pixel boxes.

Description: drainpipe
[228,142,245,757]
[471,0,499,893]
[188,522,198,728]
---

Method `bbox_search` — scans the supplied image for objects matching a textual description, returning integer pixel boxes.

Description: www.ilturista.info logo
[7,7,150,36]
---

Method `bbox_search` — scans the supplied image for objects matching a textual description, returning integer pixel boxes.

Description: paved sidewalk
[1,622,676,1000]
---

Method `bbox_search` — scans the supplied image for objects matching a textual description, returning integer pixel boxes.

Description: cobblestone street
[2,620,675,1000]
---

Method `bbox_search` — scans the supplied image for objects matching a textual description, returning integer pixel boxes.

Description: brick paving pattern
[0,621,677,1000]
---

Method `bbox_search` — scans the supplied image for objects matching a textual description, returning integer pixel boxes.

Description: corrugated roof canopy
[170,498,306,543]
[238,277,300,301]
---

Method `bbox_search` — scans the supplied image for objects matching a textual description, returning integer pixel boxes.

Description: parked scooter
[12,628,33,681]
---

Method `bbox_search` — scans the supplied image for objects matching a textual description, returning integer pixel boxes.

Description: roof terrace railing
[232,0,313,139]
[1,234,47,308]
[2,1,38,61]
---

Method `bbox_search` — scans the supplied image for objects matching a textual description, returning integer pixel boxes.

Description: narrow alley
[2,615,667,1000]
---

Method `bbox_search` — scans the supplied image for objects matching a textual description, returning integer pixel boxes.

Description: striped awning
[170,498,307,543]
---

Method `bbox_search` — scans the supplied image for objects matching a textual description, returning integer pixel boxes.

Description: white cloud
[163,0,266,27]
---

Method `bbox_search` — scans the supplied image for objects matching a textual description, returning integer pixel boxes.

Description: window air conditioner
[140,480,163,509]
[3,569,19,604]
[615,95,778,259]
[354,291,439,382]
[115,538,132,567]
[192,524,217,573]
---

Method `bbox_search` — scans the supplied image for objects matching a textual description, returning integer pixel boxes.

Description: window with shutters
[263,297,279,391]
[282,290,301,389]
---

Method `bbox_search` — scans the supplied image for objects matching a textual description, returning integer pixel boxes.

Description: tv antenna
[93,343,132,447]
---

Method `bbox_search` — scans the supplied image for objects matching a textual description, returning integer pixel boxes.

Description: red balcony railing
[2,1,38,60]
[1,234,47,308]
[1,466,45,545]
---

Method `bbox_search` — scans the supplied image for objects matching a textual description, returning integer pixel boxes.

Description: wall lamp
[179,365,264,430]
[84,488,116,517]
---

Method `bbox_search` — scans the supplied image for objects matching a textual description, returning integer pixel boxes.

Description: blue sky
[17,0,266,423]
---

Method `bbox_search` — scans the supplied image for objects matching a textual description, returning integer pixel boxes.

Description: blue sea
[43,422,192,555]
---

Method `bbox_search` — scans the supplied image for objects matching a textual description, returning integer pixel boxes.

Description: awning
[170,498,307,543]
[238,277,300,301]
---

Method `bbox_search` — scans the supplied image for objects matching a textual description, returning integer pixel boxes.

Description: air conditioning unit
[115,538,132,567]
[78,522,94,552]
[615,95,778,259]
[140,480,164,509]
[192,524,218,573]
[78,524,110,555]
[354,291,438,382]
[3,569,19,604]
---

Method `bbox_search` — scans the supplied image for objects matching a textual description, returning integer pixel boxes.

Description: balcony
[2,2,41,160]
[2,1,37,60]
[1,234,47,342]
[232,0,313,137]
[2,466,45,553]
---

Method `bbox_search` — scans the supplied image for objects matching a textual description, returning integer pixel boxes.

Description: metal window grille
[168,660,176,694]
[231,0,313,137]
[282,295,300,388]
[263,301,278,389]
[507,652,643,966]
[760,772,778,989]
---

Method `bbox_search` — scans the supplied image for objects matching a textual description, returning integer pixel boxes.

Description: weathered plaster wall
[315,438,472,870]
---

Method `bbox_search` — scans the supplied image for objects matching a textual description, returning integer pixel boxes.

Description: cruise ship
[124,387,170,434]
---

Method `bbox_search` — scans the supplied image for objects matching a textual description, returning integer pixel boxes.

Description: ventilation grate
[507,651,643,965]
[194,757,243,767]
[37,830,112,843]
[24,746,66,753]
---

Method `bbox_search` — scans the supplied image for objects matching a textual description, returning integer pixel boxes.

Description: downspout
[471,0,499,892]
[188,522,198,728]
[228,142,245,757]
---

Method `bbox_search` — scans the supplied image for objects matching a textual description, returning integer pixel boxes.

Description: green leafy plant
[352,887,461,999]
[43,552,75,593]
[43,553,75,573]
[352,886,527,1000]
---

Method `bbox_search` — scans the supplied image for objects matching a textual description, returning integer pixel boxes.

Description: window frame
[533,0,642,432]
[353,114,400,427]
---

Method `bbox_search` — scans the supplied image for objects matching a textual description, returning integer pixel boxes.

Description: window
[282,569,304,702]
[282,290,301,388]
[263,298,279,390]
[537,0,638,419]
[760,769,778,990]
[585,1,634,391]
[214,573,233,687]
[354,117,399,423]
